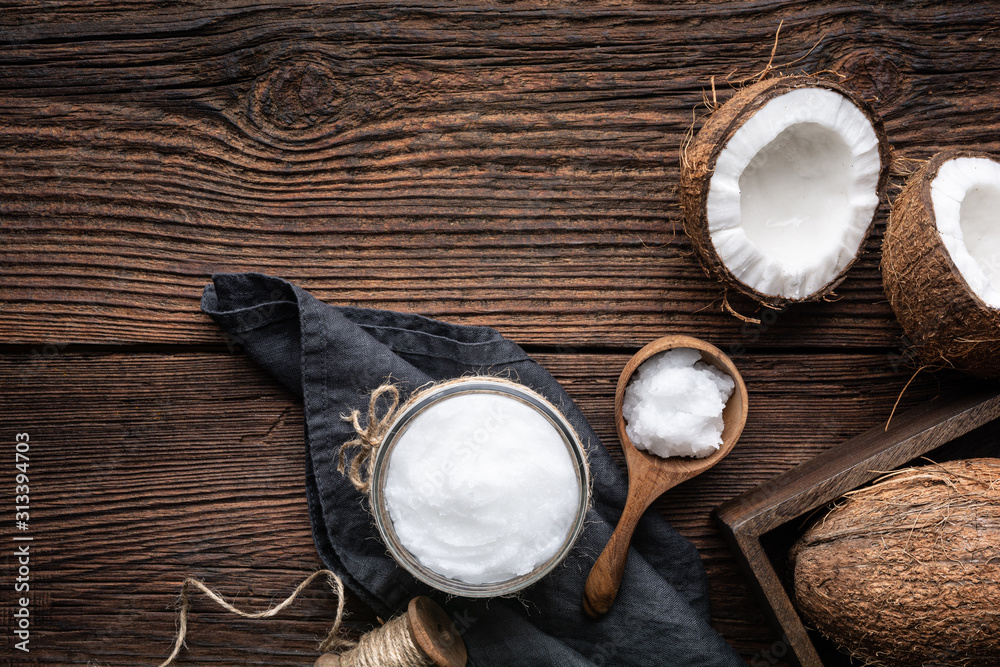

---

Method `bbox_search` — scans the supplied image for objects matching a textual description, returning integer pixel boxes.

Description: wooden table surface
[1,2,996,665]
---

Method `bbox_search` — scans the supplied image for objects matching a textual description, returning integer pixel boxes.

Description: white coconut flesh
[930,157,1000,309]
[706,87,882,299]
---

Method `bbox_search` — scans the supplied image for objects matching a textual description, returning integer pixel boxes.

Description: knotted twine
[338,382,402,494]
[157,569,432,667]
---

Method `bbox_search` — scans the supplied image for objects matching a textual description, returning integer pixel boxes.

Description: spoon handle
[582,484,659,619]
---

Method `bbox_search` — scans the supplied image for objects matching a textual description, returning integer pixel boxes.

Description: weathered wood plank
[3,1,999,346]
[0,349,964,665]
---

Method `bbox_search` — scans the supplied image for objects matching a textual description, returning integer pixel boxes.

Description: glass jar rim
[369,378,591,598]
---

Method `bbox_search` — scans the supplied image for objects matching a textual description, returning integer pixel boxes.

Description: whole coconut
[791,458,1000,666]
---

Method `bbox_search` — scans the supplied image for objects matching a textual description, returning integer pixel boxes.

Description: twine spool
[314,596,466,667]
[314,611,425,667]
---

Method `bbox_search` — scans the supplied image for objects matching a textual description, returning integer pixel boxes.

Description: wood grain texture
[3,1,1000,346]
[0,349,965,665]
[3,3,999,665]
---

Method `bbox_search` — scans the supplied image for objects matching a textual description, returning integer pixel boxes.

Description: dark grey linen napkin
[201,272,744,667]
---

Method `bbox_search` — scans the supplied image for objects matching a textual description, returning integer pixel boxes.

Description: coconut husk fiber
[790,458,1000,667]
[680,75,892,308]
[882,149,1000,378]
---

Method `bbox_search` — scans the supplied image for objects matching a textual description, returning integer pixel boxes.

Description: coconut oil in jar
[370,379,590,596]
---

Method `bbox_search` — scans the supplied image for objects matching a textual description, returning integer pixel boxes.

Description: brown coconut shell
[680,75,892,308]
[790,458,1000,666]
[882,149,1000,378]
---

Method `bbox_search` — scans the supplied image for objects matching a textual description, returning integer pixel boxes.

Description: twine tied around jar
[338,383,402,493]
[338,377,542,494]
[338,377,591,498]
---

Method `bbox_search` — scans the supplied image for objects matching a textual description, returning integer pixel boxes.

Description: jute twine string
[338,383,401,494]
[339,612,428,667]
[158,569,431,667]
[158,570,349,666]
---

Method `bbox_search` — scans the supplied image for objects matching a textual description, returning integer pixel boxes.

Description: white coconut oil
[622,348,735,459]
[383,392,581,585]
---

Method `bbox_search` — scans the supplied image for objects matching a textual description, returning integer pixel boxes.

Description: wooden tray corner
[714,382,1000,667]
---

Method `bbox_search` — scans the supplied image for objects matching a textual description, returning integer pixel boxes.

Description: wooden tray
[714,382,1000,667]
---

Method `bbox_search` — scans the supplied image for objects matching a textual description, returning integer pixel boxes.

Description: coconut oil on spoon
[583,335,748,619]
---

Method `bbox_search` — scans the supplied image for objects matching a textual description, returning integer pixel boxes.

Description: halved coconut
[681,76,891,307]
[882,150,1000,378]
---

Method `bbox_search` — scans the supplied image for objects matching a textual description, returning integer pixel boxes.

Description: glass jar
[369,378,590,597]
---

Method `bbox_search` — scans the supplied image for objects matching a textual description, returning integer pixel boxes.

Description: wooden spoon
[583,335,748,619]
